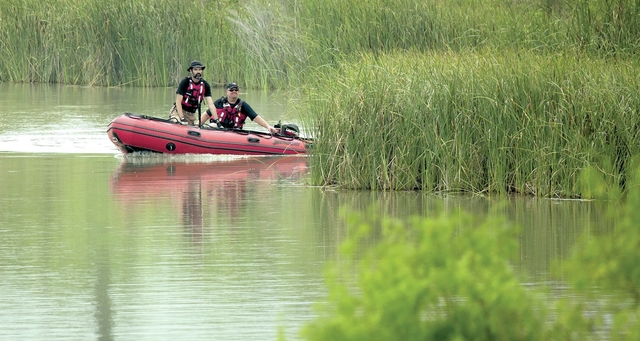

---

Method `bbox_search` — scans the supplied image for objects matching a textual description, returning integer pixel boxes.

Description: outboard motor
[274,121,300,137]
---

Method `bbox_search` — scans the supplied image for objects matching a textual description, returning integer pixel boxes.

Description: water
[0,83,614,340]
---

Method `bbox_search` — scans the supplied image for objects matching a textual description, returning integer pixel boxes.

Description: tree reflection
[94,237,113,341]
[181,181,205,245]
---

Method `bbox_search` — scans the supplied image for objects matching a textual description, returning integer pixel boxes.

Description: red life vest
[216,98,247,129]
[180,77,205,113]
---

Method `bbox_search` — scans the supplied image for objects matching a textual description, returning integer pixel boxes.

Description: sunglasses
[228,88,239,92]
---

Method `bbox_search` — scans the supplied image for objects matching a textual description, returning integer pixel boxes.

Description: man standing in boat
[170,60,216,126]
[201,82,278,134]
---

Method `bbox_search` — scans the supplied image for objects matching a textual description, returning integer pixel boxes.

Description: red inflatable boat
[107,113,310,155]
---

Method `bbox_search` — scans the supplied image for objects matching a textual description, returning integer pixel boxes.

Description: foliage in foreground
[299,165,640,340]
[301,208,545,341]
[553,163,640,340]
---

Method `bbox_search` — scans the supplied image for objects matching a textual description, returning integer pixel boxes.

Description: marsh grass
[2,0,639,86]
[303,51,640,196]
[0,0,302,87]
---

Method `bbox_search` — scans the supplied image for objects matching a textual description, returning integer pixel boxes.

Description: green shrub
[302,207,545,341]
[297,163,640,340]
[552,162,640,340]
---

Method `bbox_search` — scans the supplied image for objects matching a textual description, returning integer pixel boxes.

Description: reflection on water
[104,155,322,341]
[306,190,616,282]
[0,153,325,341]
[95,243,114,341]
[111,155,309,245]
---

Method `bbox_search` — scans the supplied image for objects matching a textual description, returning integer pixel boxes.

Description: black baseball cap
[226,82,239,90]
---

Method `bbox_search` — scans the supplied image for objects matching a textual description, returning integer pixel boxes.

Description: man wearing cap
[169,60,216,125]
[201,82,278,134]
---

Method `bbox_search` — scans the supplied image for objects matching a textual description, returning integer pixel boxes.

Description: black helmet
[187,60,205,71]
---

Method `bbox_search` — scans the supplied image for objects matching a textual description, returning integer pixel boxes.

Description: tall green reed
[569,0,640,55]
[2,0,639,87]
[0,0,303,87]
[303,50,640,196]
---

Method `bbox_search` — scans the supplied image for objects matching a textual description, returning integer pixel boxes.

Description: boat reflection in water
[110,155,308,244]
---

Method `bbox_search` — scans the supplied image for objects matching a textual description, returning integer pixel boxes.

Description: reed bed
[0,0,303,87]
[303,51,640,196]
[1,0,639,87]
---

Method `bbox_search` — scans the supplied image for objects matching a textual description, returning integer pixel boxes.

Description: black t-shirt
[176,77,212,97]
[213,97,258,120]
[175,77,212,112]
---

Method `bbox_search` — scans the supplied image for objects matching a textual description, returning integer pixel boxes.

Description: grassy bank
[303,51,640,196]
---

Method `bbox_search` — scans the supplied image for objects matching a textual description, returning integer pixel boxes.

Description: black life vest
[180,77,205,113]
[216,97,247,129]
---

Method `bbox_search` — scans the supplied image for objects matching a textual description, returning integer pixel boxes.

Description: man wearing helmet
[169,60,216,125]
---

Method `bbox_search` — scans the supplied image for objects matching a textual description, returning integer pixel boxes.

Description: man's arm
[242,101,277,133]
[175,94,185,120]
[254,115,277,134]
[200,96,216,126]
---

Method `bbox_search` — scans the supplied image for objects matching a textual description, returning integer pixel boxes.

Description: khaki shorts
[169,104,197,125]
